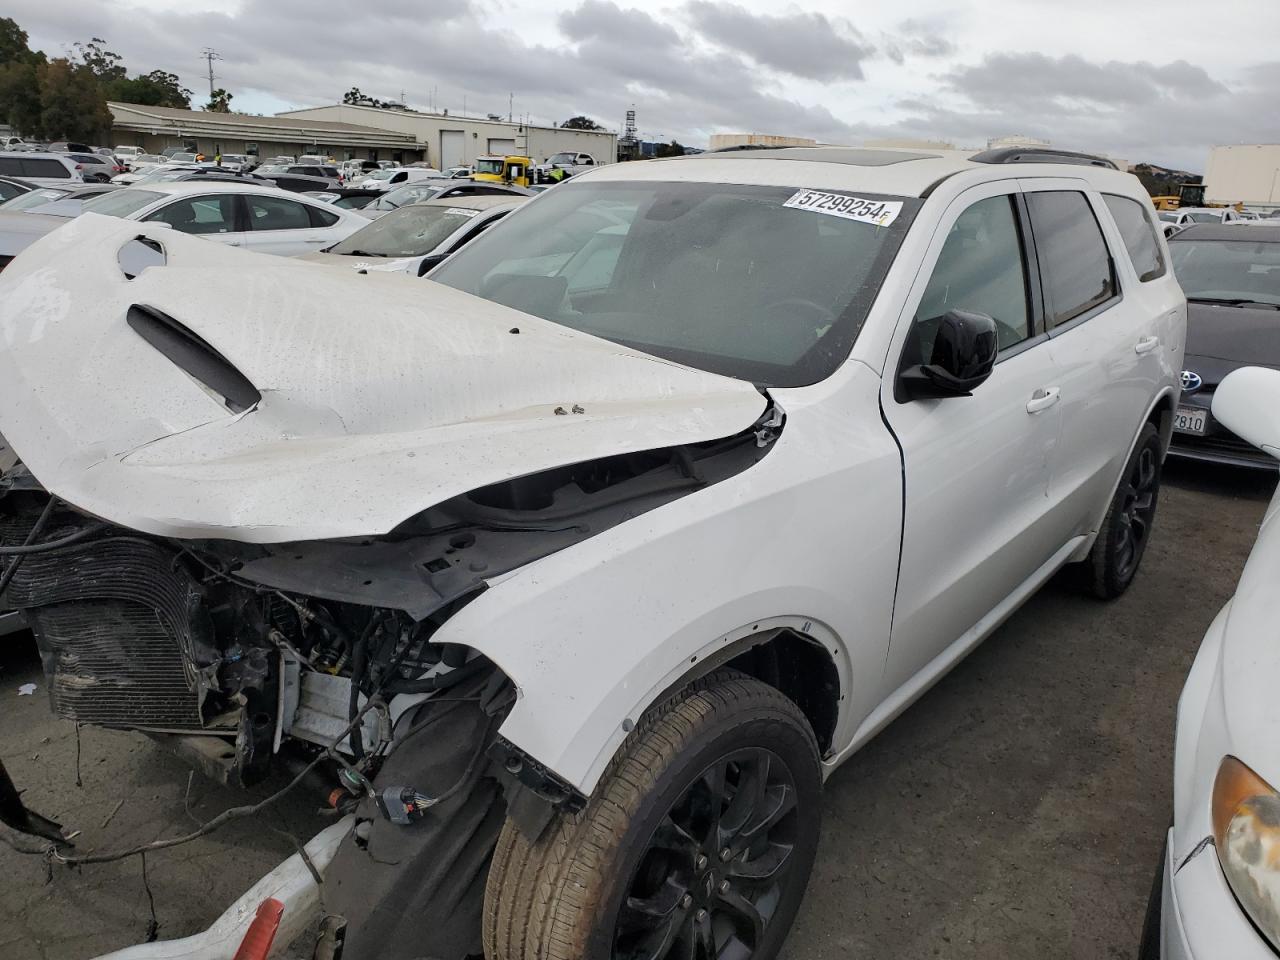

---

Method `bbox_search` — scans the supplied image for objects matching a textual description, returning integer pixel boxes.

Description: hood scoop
[127,305,261,414]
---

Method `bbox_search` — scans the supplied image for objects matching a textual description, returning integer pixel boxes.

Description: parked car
[1142,364,1280,960]
[444,165,473,178]
[0,152,83,186]
[65,152,124,182]
[359,166,445,191]
[0,146,1184,958]
[46,141,92,153]
[114,145,144,159]
[299,195,526,275]
[0,176,33,203]
[360,179,530,216]
[533,151,602,181]
[0,182,118,217]
[1164,223,1280,468]
[0,182,365,264]
[162,150,199,163]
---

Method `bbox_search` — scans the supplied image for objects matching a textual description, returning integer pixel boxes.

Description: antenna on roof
[200,48,222,97]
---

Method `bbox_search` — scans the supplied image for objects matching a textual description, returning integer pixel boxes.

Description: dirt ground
[0,460,1274,960]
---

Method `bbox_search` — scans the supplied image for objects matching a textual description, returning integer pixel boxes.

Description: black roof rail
[970,147,1118,170]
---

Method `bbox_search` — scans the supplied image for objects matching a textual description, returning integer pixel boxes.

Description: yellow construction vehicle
[472,155,532,188]
[1152,196,1180,211]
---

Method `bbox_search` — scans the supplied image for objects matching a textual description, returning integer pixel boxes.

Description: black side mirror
[899,309,998,400]
[417,253,448,277]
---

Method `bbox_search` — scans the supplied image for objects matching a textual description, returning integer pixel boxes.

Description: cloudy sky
[7,0,1279,170]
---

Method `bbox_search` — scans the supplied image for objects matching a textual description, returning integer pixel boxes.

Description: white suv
[0,151,83,186]
[0,146,1183,960]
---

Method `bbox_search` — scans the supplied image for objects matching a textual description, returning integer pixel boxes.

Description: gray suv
[0,152,83,186]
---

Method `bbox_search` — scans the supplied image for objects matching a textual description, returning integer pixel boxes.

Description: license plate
[1173,406,1208,436]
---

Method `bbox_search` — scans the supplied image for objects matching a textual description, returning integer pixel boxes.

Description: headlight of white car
[1213,756,1280,950]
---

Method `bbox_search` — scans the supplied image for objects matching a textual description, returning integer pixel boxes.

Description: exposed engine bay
[0,405,780,957]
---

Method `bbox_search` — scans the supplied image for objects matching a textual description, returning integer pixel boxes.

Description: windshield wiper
[342,249,390,258]
[1188,296,1280,310]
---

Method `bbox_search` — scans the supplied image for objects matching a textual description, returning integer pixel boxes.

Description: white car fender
[432,366,903,796]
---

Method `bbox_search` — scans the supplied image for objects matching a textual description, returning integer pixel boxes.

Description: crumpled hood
[0,214,765,543]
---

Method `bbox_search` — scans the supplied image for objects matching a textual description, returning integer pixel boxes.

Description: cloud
[883,18,956,64]
[685,2,876,81]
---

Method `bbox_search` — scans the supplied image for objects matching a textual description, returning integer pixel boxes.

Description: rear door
[880,181,1065,696]
[1020,179,1166,539]
[243,194,336,255]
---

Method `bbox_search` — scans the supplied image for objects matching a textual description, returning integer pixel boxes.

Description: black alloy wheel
[614,748,799,960]
[1088,421,1163,599]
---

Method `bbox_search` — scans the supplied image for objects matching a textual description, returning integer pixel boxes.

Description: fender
[430,366,903,796]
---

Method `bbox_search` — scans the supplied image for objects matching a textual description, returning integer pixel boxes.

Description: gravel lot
[0,460,1275,960]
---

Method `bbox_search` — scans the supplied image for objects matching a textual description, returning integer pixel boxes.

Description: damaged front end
[0,406,781,957]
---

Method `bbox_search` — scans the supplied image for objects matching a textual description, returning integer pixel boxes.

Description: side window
[307,204,339,228]
[0,158,21,175]
[1026,191,1116,326]
[911,195,1032,357]
[246,195,313,231]
[143,194,237,235]
[1103,194,1166,283]
[22,158,71,179]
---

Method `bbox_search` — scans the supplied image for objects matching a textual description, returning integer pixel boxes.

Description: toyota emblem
[1180,370,1203,394]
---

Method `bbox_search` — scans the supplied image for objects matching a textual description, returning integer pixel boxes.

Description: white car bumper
[1162,828,1274,960]
[92,816,352,960]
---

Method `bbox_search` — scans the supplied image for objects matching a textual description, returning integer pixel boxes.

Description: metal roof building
[1205,144,1280,212]
[275,104,618,170]
[108,102,424,162]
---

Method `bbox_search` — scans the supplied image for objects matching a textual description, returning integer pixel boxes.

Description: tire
[1087,421,1163,599]
[483,670,823,960]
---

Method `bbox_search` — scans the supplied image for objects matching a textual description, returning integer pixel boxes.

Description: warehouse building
[108,102,423,163]
[1205,144,1280,212]
[276,104,618,169]
[707,132,817,150]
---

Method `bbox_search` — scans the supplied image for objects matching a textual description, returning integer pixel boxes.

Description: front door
[879,183,1065,696]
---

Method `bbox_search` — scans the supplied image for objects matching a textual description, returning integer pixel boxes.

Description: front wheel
[483,671,823,960]
[1087,421,1163,599]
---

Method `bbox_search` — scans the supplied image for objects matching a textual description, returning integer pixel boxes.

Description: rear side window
[307,204,339,227]
[247,195,313,230]
[0,158,21,175]
[21,158,72,179]
[1103,194,1166,282]
[144,194,238,234]
[1026,191,1116,326]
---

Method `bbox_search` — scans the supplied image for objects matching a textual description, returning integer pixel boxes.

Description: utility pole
[200,48,221,97]
[508,92,513,122]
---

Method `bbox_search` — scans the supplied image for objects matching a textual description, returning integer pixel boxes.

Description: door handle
[1134,335,1160,355]
[1026,387,1061,414]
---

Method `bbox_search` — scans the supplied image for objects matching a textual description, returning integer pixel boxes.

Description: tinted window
[912,195,1031,355]
[1103,194,1166,283]
[0,180,25,201]
[307,204,339,227]
[1026,191,1115,326]
[247,195,312,230]
[0,158,22,175]
[143,194,237,234]
[21,158,71,179]
[432,180,919,386]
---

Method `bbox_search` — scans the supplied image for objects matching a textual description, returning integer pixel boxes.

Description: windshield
[170,153,197,163]
[1169,239,1280,306]
[474,158,505,175]
[549,153,575,164]
[432,180,918,386]
[81,189,165,218]
[365,169,396,181]
[2,186,71,211]
[1187,211,1222,223]
[329,204,478,257]
[372,182,445,210]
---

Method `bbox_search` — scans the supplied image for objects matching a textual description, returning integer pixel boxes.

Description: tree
[203,87,233,113]
[106,70,191,108]
[36,58,111,141]
[342,86,384,108]
[72,37,125,83]
[655,139,686,158]
[561,115,604,131]
[0,17,46,135]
